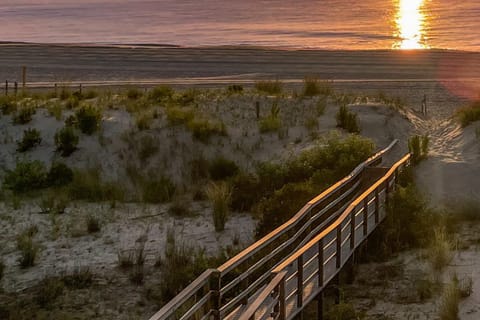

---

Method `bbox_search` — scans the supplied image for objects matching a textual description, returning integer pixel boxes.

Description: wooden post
[5,80,8,96]
[14,82,18,96]
[374,188,380,223]
[79,84,83,97]
[210,271,221,320]
[22,66,26,89]
[336,227,342,269]
[297,255,304,308]
[316,292,324,320]
[256,101,260,119]
[279,275,286,320]
[350,211,355,249]
[318,239,324,288]
[54,83,58,98]
[363,199,368,236]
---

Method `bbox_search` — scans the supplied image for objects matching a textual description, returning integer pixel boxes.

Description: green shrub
[126,87,143,100]
[135,112,153,130]
[86,214,101,233]
[255,80,283,95]
[83,89,98,100]
[408,135,429,164]
[12,106,35,124]
[47,102,63,120]
[138,135,159,162]
[3,160,47,193]
[55,126,79,157]
[46,162,74,187]
[75,105,101,134]
[206,182,232,232]
[38,191,68,214]
[324,302,359,320]
[65,95,80,109]
[316,98,327,115]
[16,128,42,152]
[61,267,93,289]
[153,230,211,303]
[166,107,195,125]
[59,87,72,100]
[36,278,64,308]
[259,103,281,133]
[149,86,174,102]
[68,168,125,202]
[303,77,333,97]
[188,118,227,142]
[189,156,210,181]
[141,174,176,203]
[227,84,243,94]
[208,157,239,180]
[16,228,39,268]
[0,95,16,114]
[178,88,199,105]
[427,227,452,272]
[230,173,260,211]
[336,105,360,133]
[256,182,316,236]
[457,101,480,127]
[438,281,460,320]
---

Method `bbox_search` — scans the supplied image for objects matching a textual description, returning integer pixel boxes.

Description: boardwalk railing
[238,153,411,320]
[149,140,399,320]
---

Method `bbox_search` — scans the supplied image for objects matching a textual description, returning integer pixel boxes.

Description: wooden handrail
[218,139,398,274]
[148,140,399,320]
[273,153,410,273]
[237,153,410,320]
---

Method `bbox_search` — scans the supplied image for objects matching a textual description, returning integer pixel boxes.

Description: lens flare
[394,0,428,49]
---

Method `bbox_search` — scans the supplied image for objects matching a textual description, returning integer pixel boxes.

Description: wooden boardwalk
[149,140,410,320]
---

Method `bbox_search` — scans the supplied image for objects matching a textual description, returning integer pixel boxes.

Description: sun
[394,0,429,49]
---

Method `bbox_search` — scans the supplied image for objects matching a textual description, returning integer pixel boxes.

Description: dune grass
[255,80,283,95]
[206,182,232,232]
[456,100,480,127]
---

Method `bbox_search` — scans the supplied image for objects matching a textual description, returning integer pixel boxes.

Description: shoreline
[1,44,480,85]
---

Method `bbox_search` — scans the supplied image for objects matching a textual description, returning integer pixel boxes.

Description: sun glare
[394,0,428,49]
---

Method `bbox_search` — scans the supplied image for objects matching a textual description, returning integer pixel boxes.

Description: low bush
[153,230,212,303]
[38,191,68,214]
[206,182,232,232]
[259,103,282,133]
[59,87,72,100]
[427,227,452,272]
[46,162,74,188]
[16,227,39,268]
[12,106,35,124]
[169,197,191,217]
[230,173,260,211]
[126,87,143,100]
[188,118,227,142]
[54,126,79,157]
[255,80,283,95]
[457,100,480,127]
[303,77,333,97]
[75,105,102,134]
[135,112,154,130]
[166,107,194,125]
[68,168,125,202]
[65,95,80,109]
[16,128,42,152]
[189,156,210,181]
[0,95,16,114]
[149,86,174,103]
[138,135,159,162]
[36,278,64,308]
[304,116,318,132]
[86,214,101,233]
[208,157,239,180]
[408,135,429,164]
[336,105,360,133]
[140,174,176,203]
[227,84,243,94]
[3,160,47,193]
[62,267,93,289]
[438,281,460,320]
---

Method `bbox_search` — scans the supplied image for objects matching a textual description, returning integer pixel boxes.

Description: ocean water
[1,0,479,51]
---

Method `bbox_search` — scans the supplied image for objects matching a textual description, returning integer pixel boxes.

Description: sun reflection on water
[394,0,428,49]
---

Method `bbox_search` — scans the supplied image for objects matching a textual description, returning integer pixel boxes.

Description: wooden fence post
[22,66,26,89]
[5,80,8,96]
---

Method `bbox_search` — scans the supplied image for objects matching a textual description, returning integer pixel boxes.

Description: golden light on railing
[394,0,428,49]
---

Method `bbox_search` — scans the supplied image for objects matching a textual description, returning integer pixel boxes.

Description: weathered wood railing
[148,140,399,320]
[238,153,411,320]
